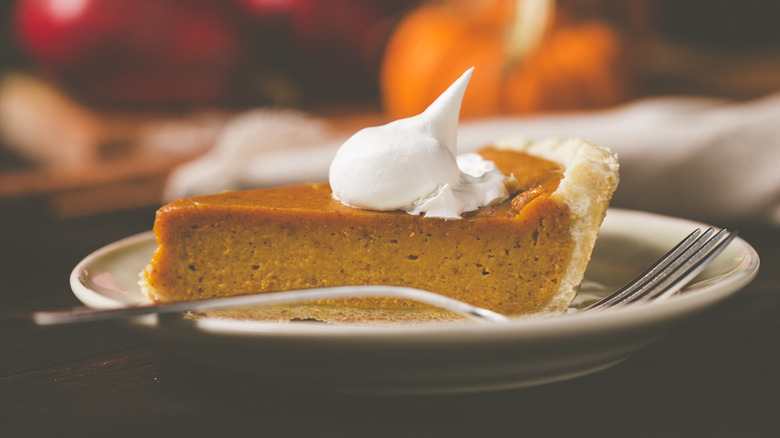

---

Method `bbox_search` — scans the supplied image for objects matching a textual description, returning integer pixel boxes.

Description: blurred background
[2,4,779,434]
[1,0,779,219]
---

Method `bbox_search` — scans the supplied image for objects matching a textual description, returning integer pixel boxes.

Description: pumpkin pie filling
[143,147,570,315]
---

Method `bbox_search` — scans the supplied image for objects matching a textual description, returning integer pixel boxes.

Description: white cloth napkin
[164,92,780,225]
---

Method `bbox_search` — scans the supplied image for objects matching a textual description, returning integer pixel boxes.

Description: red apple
[14,0,246,108]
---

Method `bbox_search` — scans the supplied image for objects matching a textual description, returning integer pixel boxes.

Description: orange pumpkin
[380,0,645,119]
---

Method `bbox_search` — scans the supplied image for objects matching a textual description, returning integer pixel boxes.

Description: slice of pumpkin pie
[140,69,618,322]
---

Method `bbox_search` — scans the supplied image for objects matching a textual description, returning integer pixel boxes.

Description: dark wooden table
[1,202,777,438]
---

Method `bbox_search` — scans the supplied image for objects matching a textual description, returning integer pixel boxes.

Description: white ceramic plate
[70,209,759,394]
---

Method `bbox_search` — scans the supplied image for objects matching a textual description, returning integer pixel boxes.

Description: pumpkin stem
[505,0,555,66]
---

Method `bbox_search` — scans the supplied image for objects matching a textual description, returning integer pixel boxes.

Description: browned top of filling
[157,147,564,222]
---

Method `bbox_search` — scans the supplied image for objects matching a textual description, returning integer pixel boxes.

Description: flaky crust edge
[495,136,620,315]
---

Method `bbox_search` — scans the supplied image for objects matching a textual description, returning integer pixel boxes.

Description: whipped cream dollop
[328,68,511,219]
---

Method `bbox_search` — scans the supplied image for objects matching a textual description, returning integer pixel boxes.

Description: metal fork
[6,228,735,325]
[583,227,736,311]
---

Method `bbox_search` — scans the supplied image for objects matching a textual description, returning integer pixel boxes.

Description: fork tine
[585,228,704,311]
[636,228,737,303]
[612,228,720,305]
